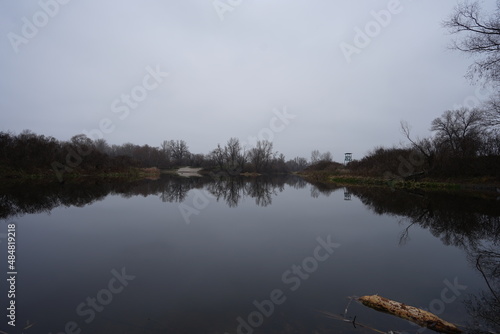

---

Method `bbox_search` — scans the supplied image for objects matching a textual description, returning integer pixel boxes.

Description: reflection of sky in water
[0,176,497,333]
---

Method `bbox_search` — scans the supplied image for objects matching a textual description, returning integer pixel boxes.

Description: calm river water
[0,175,498,334]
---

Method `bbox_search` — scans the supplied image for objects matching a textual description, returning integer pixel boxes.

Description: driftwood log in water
[359,295,461,334]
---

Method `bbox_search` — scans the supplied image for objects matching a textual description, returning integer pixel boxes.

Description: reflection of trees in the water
[0,180,111,220]
[346,187,500,249]
[245,177,278,207]
[157,174,305,208]
[309,182,342,198]
[205,175,301,207]
[0,174,308,220]
[464,246,500,333]
[158,177,207,203]
[287,176,308,190]
[206,177,245,208]
[343,186,500,333]
[3,177,499,331]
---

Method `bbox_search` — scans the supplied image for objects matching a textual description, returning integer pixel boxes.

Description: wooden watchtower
[344,153,352,165]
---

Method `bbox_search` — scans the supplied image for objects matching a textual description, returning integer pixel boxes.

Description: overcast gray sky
[0,0,496,161]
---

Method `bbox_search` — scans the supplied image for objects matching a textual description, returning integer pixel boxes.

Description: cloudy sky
[0,0,495,161]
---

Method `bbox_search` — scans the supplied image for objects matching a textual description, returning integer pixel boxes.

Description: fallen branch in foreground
[359,295,462,334]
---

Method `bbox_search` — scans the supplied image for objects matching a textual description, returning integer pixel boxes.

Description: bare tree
[225,137,245,171]
[400,120,436,167]
[320,151,333,162]
[94,138,110,154]
[70,134,94,156]
[71,134,93,148]
[211,144,225,170]
[311,150,320,164]
[168,140,190,165]
[190,153,205,167]
[479,127,500,156]
[160,140,171,155]
[273,153,287,173]
[484,94,500,127]
[286,156,309,171]
[248,140,275,173]
[160,140,172,166]
[430,108,485,157]
[444,1,500,84]
[209,138,246,173]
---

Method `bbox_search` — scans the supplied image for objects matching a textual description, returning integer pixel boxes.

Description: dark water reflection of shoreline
[0,175,309,220]
[314,183,500,334]
[1,175,499,333]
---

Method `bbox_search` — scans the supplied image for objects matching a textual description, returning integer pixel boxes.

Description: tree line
[0,130,317,178]
[345,107,500,179]
[1,105,497,180]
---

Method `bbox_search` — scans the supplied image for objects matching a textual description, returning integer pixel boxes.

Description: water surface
[0,175,498,334]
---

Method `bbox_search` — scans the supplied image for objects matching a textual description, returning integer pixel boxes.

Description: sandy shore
[177,167,203,177]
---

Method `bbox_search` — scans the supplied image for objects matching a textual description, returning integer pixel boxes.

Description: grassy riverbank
[299,171,500,193]
[0,166,161,182]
